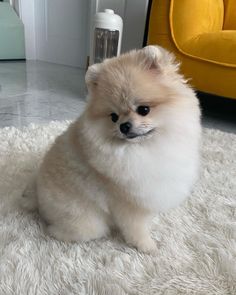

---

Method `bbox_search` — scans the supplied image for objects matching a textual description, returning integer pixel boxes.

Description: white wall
[34,0,89,68]
[122,0,149,52]
[15,0,89,68]
[16,0,148,67]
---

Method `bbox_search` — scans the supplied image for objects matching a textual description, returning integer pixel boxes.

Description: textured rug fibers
[0,121,235,295]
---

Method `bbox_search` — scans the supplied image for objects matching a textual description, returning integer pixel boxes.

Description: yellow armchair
[147,0,236,99]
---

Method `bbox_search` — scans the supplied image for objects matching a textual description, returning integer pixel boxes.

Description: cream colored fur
[23,46,201,253]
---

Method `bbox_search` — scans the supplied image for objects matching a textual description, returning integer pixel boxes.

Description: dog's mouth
[126,128,155,139]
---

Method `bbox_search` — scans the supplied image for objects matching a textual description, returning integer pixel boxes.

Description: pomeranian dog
[23,46,201,253]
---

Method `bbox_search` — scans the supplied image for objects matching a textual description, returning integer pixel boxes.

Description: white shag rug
[0,121,235,295]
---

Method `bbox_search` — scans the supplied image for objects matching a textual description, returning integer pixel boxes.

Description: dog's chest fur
[86,134,198,212]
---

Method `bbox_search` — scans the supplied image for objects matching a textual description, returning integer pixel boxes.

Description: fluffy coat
[23,46,201,253]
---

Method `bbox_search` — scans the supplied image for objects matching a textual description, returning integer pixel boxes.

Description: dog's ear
[140,45,180,74]
[85,63,101,87]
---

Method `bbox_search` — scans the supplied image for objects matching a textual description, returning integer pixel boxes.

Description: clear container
[90,9,123,65]
[93,28,119,63]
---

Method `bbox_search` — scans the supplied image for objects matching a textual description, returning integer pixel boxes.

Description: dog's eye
[137,106,150,116]
[110,113,119,123]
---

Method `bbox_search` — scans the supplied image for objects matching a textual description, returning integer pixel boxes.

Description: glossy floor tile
[0,60,235,134]
[0,61,86,128]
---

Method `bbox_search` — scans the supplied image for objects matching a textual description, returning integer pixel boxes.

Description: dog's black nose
[120,122,132,135]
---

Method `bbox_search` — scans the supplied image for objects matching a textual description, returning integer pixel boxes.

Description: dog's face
[85,46,186,142]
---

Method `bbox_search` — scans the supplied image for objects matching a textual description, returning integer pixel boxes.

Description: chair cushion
[182,30,236,67]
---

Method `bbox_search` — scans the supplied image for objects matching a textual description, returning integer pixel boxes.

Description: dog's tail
[21,178,38,211]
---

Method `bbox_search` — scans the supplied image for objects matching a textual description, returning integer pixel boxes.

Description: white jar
[89,9,123,65]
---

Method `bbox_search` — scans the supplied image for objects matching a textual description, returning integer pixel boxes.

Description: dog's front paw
[127,236,157,255]
[137,237,157,254]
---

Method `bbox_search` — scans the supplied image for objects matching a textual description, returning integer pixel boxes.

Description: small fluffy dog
[23,46,201,253]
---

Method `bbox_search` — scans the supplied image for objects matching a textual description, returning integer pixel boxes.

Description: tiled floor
[0,60,235,134]
[0,61,86,128]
